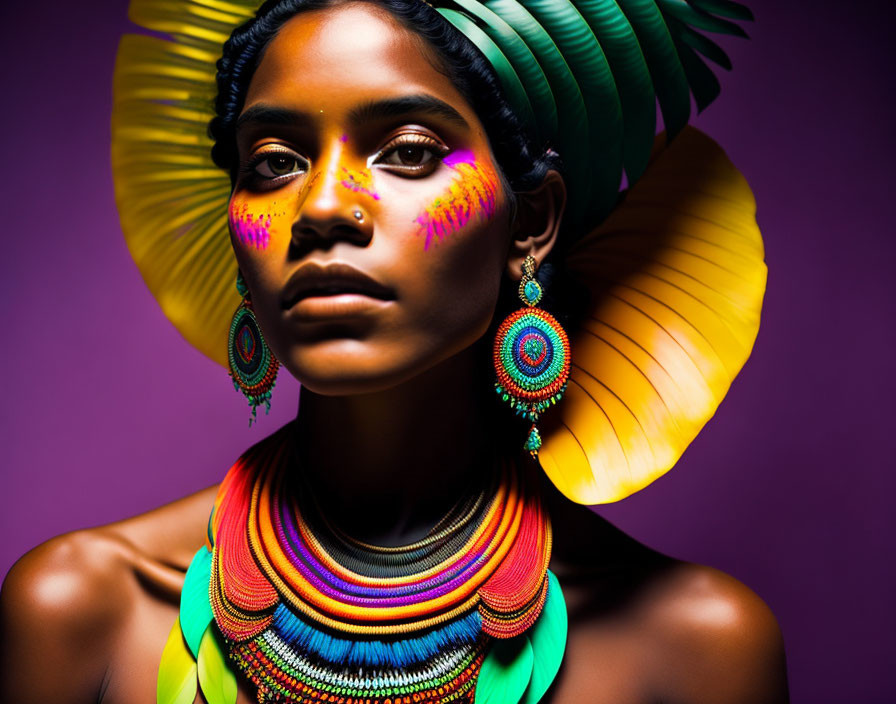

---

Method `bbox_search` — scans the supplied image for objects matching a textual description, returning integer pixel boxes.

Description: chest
[102,598,658,704]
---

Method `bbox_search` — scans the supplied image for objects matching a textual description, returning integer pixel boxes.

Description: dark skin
[0,4,788,702]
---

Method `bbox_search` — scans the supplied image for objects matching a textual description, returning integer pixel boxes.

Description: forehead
[243,3,476,125]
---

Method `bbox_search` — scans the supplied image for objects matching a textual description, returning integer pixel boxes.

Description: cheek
[228,198,290,251]
[414,149,500,251]
[403,209,508,342]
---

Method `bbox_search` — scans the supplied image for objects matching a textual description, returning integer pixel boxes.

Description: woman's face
[230,2,514,394]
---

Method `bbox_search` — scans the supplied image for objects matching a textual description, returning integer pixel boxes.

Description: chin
[280,341,433,397]
[278,332,486,397]
[293,367,416,397]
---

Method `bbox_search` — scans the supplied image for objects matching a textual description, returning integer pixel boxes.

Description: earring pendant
[493,256,570,457]
[228,291,279,425]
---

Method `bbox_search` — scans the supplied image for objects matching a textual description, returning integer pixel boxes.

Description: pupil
[399,146,424,165]
[271,156,293,174]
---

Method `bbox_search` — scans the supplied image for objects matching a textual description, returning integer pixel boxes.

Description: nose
[292,148,373,250]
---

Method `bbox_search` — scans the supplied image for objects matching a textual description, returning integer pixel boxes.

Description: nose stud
[353,210,364,223]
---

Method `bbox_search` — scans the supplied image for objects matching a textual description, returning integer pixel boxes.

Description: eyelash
[239,134,451,188]
[240,148,309,187]
[373,134,450,173]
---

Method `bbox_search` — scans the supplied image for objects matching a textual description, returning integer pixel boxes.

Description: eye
[253,152,307,179]
[374,134,448,175]
[383,144,432,167]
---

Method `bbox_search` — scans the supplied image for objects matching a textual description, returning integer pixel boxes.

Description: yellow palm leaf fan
[111,0,260,368]
[539,126,766,504]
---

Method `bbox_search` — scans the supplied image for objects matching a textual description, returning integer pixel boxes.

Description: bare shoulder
[0,485,218,704]
[0,528,150,702]
[545,490,788,703]
[639,562,789,703]
[103,482,220,569]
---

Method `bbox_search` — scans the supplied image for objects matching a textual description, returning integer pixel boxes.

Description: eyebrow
[236,105,313,132]
[348,95,469,130]
[235,94,470,133]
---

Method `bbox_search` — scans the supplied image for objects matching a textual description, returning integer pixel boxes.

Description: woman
[0,0,787,702]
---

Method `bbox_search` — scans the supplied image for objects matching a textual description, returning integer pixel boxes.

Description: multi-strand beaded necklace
[159,425,567,704]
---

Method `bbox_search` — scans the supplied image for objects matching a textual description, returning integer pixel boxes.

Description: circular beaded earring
[227,272,279,424]
[493,255,570,456]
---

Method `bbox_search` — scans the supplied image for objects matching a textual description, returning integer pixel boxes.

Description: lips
[281,262,395,311]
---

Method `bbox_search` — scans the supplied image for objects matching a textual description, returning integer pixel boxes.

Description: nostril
[292,218,371,249]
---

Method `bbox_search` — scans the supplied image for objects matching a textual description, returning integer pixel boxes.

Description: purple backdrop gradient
[1,1,893,701]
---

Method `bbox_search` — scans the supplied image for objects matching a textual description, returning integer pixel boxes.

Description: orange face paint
[229,201,272,249]
[340,166,380,201]
[415,149,498,250]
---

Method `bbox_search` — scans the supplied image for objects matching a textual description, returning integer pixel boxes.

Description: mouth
[281,262,395,317]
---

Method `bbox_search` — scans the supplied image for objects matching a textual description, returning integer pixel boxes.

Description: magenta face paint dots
[229,201,272,249]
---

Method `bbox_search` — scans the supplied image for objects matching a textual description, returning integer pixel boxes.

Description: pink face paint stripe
[442,148,475,168]
[415,150,498,250]
[229,202,271,250]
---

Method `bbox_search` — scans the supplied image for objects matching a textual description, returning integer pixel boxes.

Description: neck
[291,343,507,546]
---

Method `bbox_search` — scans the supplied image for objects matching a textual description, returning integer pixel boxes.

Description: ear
[505,169,566,279]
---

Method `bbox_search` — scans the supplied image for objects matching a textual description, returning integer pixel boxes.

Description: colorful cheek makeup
[415,149,499,250]
[340,166,380,201]
[229,201,273,249]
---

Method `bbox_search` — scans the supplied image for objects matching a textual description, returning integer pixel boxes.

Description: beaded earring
[494,255,571,457]
[228,271,279,425]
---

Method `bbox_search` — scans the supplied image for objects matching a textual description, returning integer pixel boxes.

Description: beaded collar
[158,425,567,704]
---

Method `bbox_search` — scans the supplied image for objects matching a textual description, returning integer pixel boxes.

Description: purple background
[1,1,893,701]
